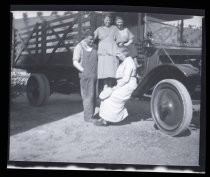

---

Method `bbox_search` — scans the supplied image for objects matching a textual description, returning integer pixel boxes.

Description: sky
[11,11,203,27]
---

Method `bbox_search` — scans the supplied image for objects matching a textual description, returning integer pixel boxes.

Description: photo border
[4,2,206,174]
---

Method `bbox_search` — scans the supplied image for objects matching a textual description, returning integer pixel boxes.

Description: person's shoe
[93,113,101,120]
[94,119,109,126]
[84,118,98,123]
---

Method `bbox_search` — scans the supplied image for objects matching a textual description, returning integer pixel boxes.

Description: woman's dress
[99,57,137,122]
[114,28,138,58]
[94,25,119,79]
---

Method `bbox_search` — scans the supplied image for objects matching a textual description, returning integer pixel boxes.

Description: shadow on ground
[10,94,201,137]
[190,111,200,129]
[109,98,200,138]
[10,93,83,135]
[111,98,152,126]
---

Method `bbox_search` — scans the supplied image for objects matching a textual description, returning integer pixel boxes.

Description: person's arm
[94,28,99,40]
[123,28,134,47]
[72,44,84,72]
[73,60,84,72]
[123,38,133,47]
[113,61,133,90]
[93,28,100,46]
[133,57,142,68]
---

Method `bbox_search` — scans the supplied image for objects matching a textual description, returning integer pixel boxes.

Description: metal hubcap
[154,85,184,131]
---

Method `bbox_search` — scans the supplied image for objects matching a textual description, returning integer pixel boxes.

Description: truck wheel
[151,79,192,136]
[26,74,49,106]
[40,74,50,105]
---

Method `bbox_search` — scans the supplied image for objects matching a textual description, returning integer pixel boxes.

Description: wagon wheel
[151,79,192,136]
[26,74,50,106]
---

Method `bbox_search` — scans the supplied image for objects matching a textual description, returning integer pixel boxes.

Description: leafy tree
[23,12,29,26]
[37,11,43,17]
[64,11,71,15]
[37,11,44,22]
[51,11,60,18]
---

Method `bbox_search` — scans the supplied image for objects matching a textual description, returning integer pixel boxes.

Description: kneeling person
[96,47,138,126]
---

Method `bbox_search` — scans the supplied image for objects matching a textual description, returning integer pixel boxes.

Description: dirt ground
[9,93,201,168]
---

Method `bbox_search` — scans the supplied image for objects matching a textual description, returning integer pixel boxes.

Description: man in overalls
[73,30,98,123]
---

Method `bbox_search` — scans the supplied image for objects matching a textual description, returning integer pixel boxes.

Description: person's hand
[123,42,129,47]
[112,86,118,91]
[118,42,124,47]
[80,68,84,73]
[112,86,116,91]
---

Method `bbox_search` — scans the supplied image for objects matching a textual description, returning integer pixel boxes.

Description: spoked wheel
[151,79,192,136]
[26,74,50,106]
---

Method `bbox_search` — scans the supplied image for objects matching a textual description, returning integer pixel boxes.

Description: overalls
[80,45,98,121]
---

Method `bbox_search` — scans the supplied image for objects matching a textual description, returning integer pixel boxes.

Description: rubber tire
[40,74,50,105]
[26,74,50,106]
[27,74,46,106]
[151,79,193,136]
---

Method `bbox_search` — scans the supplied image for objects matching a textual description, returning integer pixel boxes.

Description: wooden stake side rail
[19,17,90,36]
[17,12,87,31]
[13,12,94,67]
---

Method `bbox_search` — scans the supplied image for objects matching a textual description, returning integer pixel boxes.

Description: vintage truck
[11,11,203,136]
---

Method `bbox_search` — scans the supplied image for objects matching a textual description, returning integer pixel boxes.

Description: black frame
[6,4,206,174]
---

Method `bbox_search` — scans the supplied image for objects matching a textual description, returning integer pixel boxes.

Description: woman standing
[114,16,138,59]
[95,47,138,126]
[94,14,119,90]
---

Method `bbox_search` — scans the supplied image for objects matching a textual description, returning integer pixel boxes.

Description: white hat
[99,87,113,100]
